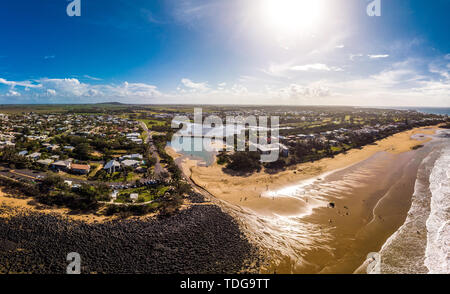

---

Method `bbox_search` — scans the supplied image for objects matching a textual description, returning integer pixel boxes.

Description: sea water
[378,129,450,273]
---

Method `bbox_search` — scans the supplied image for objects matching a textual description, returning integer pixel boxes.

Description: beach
[167,126,436,216]
[167,125,446,273]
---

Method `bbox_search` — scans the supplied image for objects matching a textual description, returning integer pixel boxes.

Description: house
[64,146,75,152]
[18,150,28,156]
[130,193,139,201]
[51,160,72,171]
[130,138,143,144]
[71,164,91,175]
[0,141,15,148]
[126,132,141,138]
[328,140,339,146]
[121,159,140,168]
[27,152,41,161]
[120,154,143,161]
[37,159,54,166]
[43,143,59,151]
[252,143,289,157]
[279,144,289,157]
[110,190,118,200]
[104,160,121,173]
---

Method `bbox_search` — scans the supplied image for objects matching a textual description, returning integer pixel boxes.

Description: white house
[130,193,139,201]
[27,152,41,161]
[104,160,121,173]
[121,159,140,168]
[110,190,118,200]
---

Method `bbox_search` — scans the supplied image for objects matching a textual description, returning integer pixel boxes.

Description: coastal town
[0,104,448,274]
[0,105,446,215]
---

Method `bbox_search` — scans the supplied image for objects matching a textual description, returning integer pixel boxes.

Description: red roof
[71,164,90,170]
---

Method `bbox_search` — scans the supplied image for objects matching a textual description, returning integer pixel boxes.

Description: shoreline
[167,125,441,273]
[0,203,259,273]
[167,126,438,216]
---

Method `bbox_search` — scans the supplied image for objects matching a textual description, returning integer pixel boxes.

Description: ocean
[395,107,450,116]
[225,127,450,273]
[378,129,450,273]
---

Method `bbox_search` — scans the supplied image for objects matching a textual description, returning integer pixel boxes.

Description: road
[138,120,167,178]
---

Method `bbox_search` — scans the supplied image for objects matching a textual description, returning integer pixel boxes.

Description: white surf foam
[425,146,450,273]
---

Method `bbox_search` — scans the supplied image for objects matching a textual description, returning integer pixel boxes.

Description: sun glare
[261,0,324,35]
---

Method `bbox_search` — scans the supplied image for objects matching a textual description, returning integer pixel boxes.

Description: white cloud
[429,63,450,80]
[6,90,21,97]
[83,75,103,81]
[368,54,389,59]
[180,78,209,92]
[290,63,343,72]
[276,83,331,100]
[0,78,41,88]
[349,53,363,61]
[264,62,343,77]
[46,89,56,96]
[111,81,161,97]
[1,77,161,102]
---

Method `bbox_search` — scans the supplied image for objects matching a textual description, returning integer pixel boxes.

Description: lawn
[139,119,167,128]
[116,186,163,203]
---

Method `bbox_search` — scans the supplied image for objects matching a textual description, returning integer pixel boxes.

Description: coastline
[0,188,260,273]
[167,125,442,273]
[167,126,437,216]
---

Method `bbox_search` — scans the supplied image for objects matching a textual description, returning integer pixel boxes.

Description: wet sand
[167,126,441,273]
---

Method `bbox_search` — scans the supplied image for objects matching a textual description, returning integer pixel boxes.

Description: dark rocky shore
[0,204,260,274]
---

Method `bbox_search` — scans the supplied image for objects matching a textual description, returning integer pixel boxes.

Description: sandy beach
[167,126,437,216]
[167,125,441,273]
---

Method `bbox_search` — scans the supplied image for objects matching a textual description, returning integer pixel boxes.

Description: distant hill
[96,102,126,105]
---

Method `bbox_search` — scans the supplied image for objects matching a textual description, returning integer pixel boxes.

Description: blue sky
[0,0,449,106]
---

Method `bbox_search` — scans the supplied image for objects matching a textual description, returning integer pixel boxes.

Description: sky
[0,0,449,106]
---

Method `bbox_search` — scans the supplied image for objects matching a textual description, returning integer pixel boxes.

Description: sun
[261,0,324,35]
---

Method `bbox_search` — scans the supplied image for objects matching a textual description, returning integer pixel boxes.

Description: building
[130,138,143,144]
[27,152,41,161]
[104,160,121,173]
[37,159,54,166]
[18,150,28,156]
[120,154,143,161]
[121,159,140,168]
[110,190,118,200]
[252,143,289,157]
[51,160,72,171]
[64,146,75,152]
[130,193,139,201]
[71,164,91,175]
